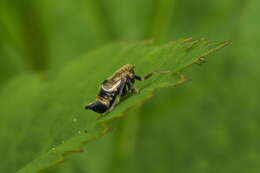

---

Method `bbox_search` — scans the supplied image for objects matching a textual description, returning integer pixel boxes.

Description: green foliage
[0,39,229,173]
[1,0,259,173]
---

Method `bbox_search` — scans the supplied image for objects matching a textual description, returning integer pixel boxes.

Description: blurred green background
[0,0,259,172]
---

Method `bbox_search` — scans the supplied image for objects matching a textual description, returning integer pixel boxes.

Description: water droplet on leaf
[73,117,78,122]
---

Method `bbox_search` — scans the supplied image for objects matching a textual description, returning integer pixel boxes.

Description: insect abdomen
[85,101,108,113]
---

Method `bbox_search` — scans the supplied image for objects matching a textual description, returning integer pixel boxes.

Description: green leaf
[0,38,229,173]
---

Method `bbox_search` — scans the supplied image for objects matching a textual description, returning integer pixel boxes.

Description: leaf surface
[0,39,229,173]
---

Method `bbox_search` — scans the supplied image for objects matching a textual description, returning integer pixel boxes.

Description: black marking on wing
[98,88,113,99]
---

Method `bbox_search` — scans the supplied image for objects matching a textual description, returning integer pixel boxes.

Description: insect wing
[102,79,122,92]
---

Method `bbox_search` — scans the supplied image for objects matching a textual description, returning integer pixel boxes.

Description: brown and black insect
[85,64,156,114]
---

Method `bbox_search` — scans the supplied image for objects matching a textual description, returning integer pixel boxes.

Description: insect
[85,64,155,114]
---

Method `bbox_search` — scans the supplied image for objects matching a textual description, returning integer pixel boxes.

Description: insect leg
[117,78,127,99]
[127,79,139,93]
[121,81,129,96]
